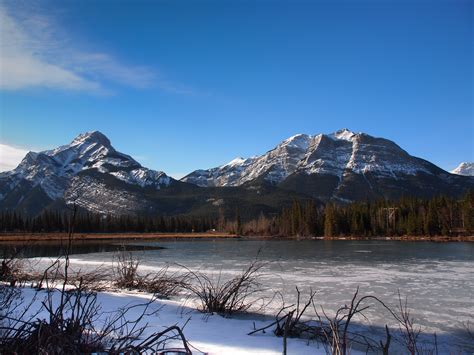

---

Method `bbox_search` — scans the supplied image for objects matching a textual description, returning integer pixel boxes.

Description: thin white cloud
[0,143,28,171]
[0,6,102,92]
[71,52,155,90]
[0,3,190,94]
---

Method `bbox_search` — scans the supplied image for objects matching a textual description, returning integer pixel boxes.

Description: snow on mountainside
[181,128,474,201]
[451,162,474,176]
[181,129,435,187]
[1,129,471,215]
[0,131,172,203]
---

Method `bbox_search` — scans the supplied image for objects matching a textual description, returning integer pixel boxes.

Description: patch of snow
[451,162,474,176]
[281,133,311,150]
[222,157,246,168]
[182,129,433,187]
[110,168,170,189]
[15,287,330,355]
[2,131,173,201]
[329,128,356,141]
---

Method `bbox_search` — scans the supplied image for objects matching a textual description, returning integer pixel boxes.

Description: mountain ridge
[0,131,176,215]
[182,128,444,186]
[1,130,472,217]
[182,129,472,201]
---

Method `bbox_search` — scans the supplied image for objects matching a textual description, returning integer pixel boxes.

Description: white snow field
[13,286,334,355]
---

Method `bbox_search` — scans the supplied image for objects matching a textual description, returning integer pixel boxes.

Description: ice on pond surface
[21,239,474,353]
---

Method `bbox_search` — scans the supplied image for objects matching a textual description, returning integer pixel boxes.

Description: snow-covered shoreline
[8,285,331,355]
[3,241,473,354]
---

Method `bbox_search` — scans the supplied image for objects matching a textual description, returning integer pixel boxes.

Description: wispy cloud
[0,3,192,94]
[0,143,28,171]
[0,6,99,92]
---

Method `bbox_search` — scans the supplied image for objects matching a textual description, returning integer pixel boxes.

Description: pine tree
[324,204,336,237]
[424,200,440,236]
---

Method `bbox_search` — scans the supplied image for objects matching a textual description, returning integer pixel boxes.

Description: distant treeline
[1,191,473,237]
[240,191,474,237]
[0,211,216,234]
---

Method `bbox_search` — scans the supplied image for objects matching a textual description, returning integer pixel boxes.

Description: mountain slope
[2,130,472,217]
[0,131,311,217]
[182,129,474,201]
[451,162,474,176]
[0,131,174,215]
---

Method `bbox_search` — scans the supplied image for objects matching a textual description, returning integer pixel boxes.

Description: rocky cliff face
[1,129,472,216]
[0,131,173,215]
[182,129,473,201]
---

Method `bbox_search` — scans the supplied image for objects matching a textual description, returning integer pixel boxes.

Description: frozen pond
[6,238,474,353]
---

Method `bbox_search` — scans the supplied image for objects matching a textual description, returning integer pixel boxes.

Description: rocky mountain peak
[451,162,474,176]
[280,134,311,149]
[70,130,111,148]
[330,128,356,141]
[63,130,114,162]
[0,131,173,207]
[181,128,448,192]
[222,157,246,168]
[1,129,472,216]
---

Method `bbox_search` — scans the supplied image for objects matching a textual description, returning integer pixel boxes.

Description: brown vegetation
[0,232,237,242]
[249,287,443,355]
[113,250,189,298]
[0,205,192,354]
[0,201,468,354]
[183,259,265,316]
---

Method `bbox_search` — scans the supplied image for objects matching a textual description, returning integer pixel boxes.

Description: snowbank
[12,286,335,355]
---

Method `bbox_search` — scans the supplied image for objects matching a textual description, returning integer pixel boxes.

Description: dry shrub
[0,282,191,354]
[249,287,321,340]
[61,268,112,292]
[113,250,188,298]
[184,260,265,316]
[251,287,442,355]
[114,250,140,289]
[136,266,190,298]
[1,251,191,354]
[0,249,25,286]
[0,205,191,354]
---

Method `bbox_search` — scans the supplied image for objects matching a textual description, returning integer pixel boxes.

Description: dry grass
[0,232,238,242]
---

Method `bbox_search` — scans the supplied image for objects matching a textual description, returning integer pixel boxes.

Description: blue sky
[0,0,472,177]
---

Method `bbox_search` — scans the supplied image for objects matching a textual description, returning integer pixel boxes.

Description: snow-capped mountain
[182,129,431,187]
[1,129,472,216]
[451,162,474,176]
[182,129,473,201]
[0,131,173,215]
